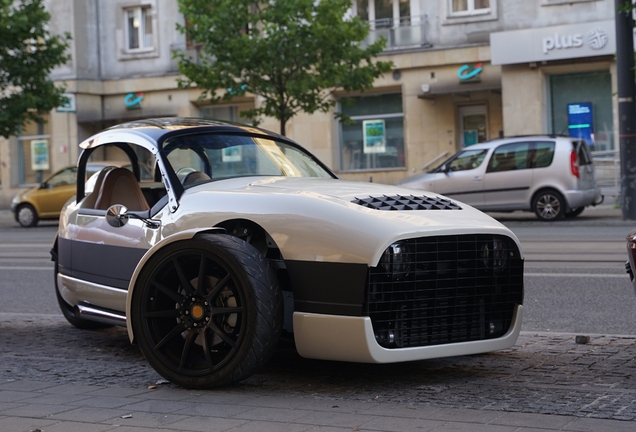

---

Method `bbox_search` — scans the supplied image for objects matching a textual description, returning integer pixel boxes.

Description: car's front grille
[352,195,462,211]
[365,234,523,349]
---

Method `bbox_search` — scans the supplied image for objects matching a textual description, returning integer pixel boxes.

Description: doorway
[459,105,488,148]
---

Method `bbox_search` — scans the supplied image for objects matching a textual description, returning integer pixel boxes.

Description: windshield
[163,133,334,186]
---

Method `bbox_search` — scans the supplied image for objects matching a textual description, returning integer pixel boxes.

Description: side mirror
[106,204,129,228]
[441,164,450,174]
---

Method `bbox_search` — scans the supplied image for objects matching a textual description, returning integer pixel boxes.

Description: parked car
[397,136,603,221]
[52,118,524,389]
[10,162,128,227]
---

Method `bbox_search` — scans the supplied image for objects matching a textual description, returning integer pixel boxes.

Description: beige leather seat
[81,166,117,209]
[94,168,150,211]
[183,171,211,186]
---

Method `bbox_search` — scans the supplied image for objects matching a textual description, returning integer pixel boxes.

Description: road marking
[526,273,626,278]
[0,266,52,270]
[0,244,52,248]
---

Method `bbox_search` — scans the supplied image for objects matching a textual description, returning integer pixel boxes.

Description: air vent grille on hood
[352,195,462,211]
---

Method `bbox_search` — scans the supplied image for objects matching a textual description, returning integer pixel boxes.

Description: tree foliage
[0,0,70,138]
[176,0,393,136]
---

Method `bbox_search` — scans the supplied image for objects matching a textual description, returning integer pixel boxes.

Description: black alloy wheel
[532,190,565,221]
[131,234,282,389]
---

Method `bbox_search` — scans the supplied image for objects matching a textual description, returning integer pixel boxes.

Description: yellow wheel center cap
[191,305,205,320]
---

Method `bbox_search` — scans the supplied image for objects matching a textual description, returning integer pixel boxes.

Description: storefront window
[18,116,51,185]
[550,71,613,151]
[339,93,405,171]
[200,105,252,124]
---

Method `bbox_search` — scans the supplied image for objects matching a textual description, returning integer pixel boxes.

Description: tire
[17,204,38,227]
[565,207,585,218]
[532,190,565,221]
[131,234,283,389]
[54,257,111,330]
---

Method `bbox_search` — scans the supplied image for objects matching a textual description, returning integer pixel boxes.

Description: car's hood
[173,176,521,265]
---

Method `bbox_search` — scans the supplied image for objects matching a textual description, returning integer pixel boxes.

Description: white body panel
[293,306,523,363]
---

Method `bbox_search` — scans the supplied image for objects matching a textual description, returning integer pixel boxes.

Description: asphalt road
[1,208,634,334]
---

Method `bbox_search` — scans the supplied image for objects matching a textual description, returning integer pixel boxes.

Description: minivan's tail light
[570,150,580,178]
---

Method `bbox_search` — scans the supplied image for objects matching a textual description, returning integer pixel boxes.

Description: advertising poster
[567,102,594,146]
[31,139,50,171]
[363,119,386,154]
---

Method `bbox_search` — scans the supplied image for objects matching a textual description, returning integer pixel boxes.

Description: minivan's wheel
[17,204,38,227]
[532,190,565,221]
[131,234,282,389]
[565,207,585,218]
[54,257,111,330]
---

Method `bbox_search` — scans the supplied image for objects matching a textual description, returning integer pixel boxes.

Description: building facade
[0,0,618,208]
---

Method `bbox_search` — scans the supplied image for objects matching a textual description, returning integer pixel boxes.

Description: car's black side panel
[58,237,147,290]
[285,261,367,316]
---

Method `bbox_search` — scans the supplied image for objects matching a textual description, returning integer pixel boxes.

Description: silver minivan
[398,136,604,221]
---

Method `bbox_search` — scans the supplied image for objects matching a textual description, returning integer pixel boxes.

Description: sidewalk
[0,377,634,432]
[2,314,636,431]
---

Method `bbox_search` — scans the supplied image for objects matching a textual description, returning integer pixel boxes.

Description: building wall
[0,0,620,209]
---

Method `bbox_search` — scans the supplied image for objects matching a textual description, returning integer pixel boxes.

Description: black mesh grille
[352,195,462,211]
[365,234,523,349]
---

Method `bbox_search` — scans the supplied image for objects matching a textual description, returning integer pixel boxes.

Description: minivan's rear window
[534,142,555,168]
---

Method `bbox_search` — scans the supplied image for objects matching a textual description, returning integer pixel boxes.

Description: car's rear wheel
[532,190,565,221]
[131,234,282,389]
[565,207,585,218]
[17,204,38,227]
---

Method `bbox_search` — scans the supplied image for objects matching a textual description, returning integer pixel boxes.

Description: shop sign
[567,102,594,146]
[363,120,386,154]
[457,63,483,82]
[491,20,615,65]
[56,93,76,113]
[124,92,144,110]
[31,139,49,171]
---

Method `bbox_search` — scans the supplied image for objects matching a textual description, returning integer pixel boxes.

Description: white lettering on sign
[568,104,590,115]
[542,33,584,54]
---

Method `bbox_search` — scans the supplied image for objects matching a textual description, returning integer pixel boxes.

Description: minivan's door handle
[473,176,482,182]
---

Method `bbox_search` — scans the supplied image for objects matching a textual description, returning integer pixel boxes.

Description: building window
[442,0,496,24]
[125,6,153,51]
[339,93,405,172]
[18,116,51,185]
[355,0,411,27]
[200,105,252,124]
[450,0,490,15]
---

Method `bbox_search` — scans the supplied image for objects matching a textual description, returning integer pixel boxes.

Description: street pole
[616,0,636,219]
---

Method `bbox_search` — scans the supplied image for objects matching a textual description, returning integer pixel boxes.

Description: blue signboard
[567,102,593,146]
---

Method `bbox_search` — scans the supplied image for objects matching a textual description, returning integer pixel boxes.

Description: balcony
[363,16,429,51]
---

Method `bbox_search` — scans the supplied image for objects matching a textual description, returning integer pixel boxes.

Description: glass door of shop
[459,105,488,148]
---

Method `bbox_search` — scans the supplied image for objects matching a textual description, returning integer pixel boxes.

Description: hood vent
[352,195,462,211]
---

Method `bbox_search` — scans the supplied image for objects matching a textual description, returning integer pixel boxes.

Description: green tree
[0,0,71,138]
[176,0,393,136]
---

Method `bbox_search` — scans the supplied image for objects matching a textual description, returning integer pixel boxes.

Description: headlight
[480,239,508,273]
[11,194,19,204]
[380,242,412,279]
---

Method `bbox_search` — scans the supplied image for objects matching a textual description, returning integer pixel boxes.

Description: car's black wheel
[54,258,111,330]
[532,189,565,221]
[131,234,282,389]
[565,207,585,218]
[17,204,38,227]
